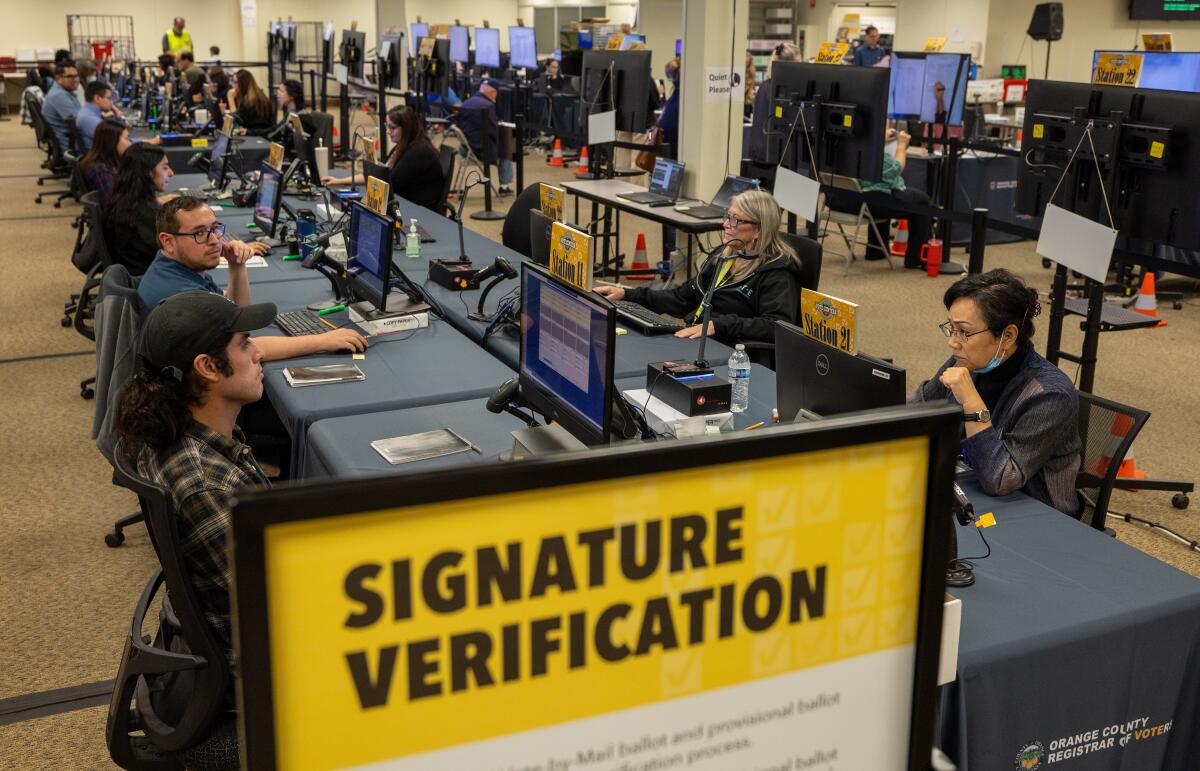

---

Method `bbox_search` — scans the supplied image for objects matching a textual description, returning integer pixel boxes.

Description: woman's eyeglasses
[938,321,989,342]
[723,212,758,228]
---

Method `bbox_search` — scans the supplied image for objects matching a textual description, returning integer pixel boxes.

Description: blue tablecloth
[940,478,1200,770]
[303,369,778,479]
[142,132,270,173]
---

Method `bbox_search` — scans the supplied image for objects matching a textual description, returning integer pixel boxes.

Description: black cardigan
[103,202,159,276]
[388,142,445,212]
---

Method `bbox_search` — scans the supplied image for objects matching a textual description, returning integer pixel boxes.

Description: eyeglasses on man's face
[169,223,227,244]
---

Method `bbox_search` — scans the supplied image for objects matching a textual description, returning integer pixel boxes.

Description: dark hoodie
[622,251,802,344]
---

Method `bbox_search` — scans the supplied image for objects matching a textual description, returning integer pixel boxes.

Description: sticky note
[1033,123,1044,139]
[191,138,209,148]
[843,114,853,128]
[976,512,996,528]
[352,353,366,361]
[775,106,783,119]
[1150,141,1164,159]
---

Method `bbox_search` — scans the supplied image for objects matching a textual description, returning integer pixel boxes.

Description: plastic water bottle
[406,219,421,259]
[728,344,751,413]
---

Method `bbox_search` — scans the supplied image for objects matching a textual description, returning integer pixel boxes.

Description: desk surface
[563,179,728,231]
[941,477,1200,770]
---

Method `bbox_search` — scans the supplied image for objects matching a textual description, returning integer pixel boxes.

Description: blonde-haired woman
[595,190,802,344]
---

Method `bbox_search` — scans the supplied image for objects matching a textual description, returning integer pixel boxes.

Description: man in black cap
[455,78,514,195]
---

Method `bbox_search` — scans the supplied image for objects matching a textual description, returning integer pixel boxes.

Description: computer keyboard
[275,310,327,336]
[614,300,685,334]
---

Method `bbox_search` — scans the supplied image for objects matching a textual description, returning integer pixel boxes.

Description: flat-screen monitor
[888,52,970,126]
[768,61,890,182]
[207,131,230,189]
[475,27,501,69]
[379,34,405,89]
[1016,79,1200,258]
[410,23,429,56]
[346,202,394,311]
[253,162,284,237]
[1092,51,1200,93]
[1130,0,1200,20]
[775,321,906,420]
[529,208,554,266]
[581,50,652,132]
[340,30,366,79]
[620,34,646,51]
[519,262,616,445]
[577,31,593,50]
[509,26,537,70]
[292,129,322,186]
[449,26,470,64]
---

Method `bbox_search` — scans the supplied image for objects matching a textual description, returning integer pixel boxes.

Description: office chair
[446,124,497,197]
[500,183,543,259]
[816,172,895,273]
[70,192,116,398]
[437,144,457,218]
[26,96,74,197]
[106,441,232,771]
[737,232,824,370]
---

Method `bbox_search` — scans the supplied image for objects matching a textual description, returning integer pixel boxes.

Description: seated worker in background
[455,80,514,196]
[24,57,54,94]
[229,69,273,136]
[114,290,276,770]
[852,25,888,67]
[273,79,316,143]
[542,58,566,90]
[826,128,932,269]
[177,51,203,90]
[80,119,132,204]
[910,269,1081,517]
[323,106,444,210]
[104,144,181,274]
[595,190,801,345]
[203,45,221,66]
[41,61,81,154]
[138,197,365,358]
[747,43,800,166]
[77,81,125,152]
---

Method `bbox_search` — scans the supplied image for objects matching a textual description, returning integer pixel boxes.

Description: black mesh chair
[106,442,232,771]
[739,232,824,370]
[1076,393,1150,533]
[26,95,73,196]
[501,183,543,259]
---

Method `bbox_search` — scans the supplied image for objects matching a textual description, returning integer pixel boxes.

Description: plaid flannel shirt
[138,422,270,664]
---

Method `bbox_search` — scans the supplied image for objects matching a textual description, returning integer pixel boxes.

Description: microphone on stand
[455,174,490,261]
[692,237,747,369]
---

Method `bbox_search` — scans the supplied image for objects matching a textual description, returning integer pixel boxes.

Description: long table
[302,369,778,479]
[939,476,1200,770]
[140,131,271,173]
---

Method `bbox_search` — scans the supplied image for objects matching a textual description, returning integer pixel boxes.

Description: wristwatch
[963,408,991,423]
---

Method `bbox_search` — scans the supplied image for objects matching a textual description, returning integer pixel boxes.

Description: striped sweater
[911,348,1082,516]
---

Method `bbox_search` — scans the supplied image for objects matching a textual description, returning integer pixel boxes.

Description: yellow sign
[815,42,850,65]
[288,113,305,137]
[418,36,436,57]
[539,183,564,221]
[267,142,286,171]
[222,114,234,136]
[1032,123,1044,139]
[1142,33,1173,52]
[800,288,859,356]
[923,37,947,52]
[239,433,938,770]
[433,24,450,38]
[843,113,853,128]
[364,176,390,215]
[357,135,376,165]
[605,33,625,51]
[1150,140,1165,159]
[548,220,592,291]
[190,137,209,148]
[1092,52,1143,88]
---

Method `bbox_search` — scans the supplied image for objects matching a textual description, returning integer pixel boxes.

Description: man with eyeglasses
[41,61,81,155]
[139,197,366,358]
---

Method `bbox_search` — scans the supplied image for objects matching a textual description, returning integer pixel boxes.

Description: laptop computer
[674,175,761,219]
[616,158,685,205]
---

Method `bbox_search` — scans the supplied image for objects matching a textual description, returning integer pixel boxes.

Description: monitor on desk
[510,26,537,71]
[581,50,652,132]
[410,23,429,56]
[254,162,285,238]
[888,52,971,126]
[340,30,367,80]
[1092,50,1200,93]
[207,131,231,190]
[449,26,470,64]
[775,320,906,420]
[345,202,395,312]
[519,262,618,446]
[475,27,501,70]
[379,34,405,89]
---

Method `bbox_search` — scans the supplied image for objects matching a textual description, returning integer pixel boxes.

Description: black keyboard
[275,310,327,336]
[616,191,676,205]
[675,203,725,219]
[614,300,684,334]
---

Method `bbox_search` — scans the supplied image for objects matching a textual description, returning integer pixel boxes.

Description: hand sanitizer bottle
[406,219,421,259]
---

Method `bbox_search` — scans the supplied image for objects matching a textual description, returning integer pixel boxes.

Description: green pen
[283,254,302,261]
[316,304,346,316]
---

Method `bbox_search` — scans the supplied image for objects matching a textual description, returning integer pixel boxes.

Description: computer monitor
[887,52,970,126]
[519,262,616,446]
[253,162,285,238]
[775,321,907,420]
[1130,0,1200,20]
[1016,79,1200,256]
[767,60,890,182]
[341,30,366,79]
[577,31,593,50]
[475,27,501,69]
[620,34,646,51]
[449,26,470,64]
[581,50,652,132]
[509,26,537,71]
[207,131,231,189]
[529,208,554,266]
[345,202,394,311]
[648,158,685,198]
[410,23,429,56]
[1091,51,1200,93]
[379,34,405,89]
[292,129,322,186]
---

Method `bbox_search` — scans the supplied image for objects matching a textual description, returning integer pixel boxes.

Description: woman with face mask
[910,269,1081,516]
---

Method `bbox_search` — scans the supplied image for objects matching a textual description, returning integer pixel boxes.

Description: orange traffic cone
[1087,413,1135,478]
[628,233,651,282]
[548,138,564,167]
[575,146,590,176]
[1132,272,1167,326]
[891,219,909,257]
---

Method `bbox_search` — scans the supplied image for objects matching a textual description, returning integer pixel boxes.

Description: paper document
[370,429,480,465]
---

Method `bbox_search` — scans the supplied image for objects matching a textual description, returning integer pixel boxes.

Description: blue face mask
[974,337,1007,374]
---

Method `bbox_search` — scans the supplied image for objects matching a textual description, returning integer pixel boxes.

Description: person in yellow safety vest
[162,17,194,57]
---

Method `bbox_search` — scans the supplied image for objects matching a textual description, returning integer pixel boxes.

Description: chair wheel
[35,196,42,203]
[37,178,44,186]
[1174,301,1183,310]
[105,531,124,548]
[60,316,71,327]
[53,201,61,208]
[81,387,94,400]
[1173,493,1190,510]
[1041,258,1051,269]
